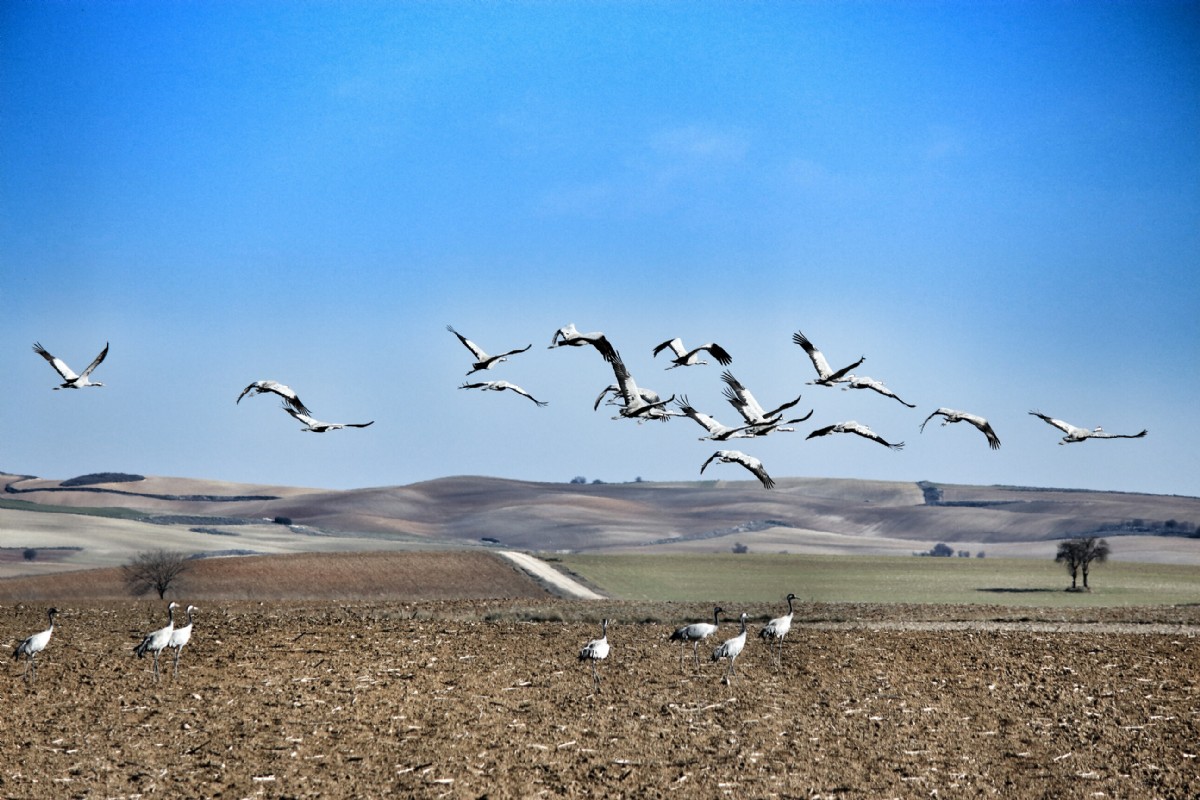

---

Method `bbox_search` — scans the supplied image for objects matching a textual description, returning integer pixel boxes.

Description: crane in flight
[675,396,757,441]
[920,408,1001,450]
[549,323,619,363]
[604,355,675,421]
[840,375,916,408]
[594,383,678,421]
[459,380,548,407]
[700,449,775,489]
[33,342,109,389]
[807,421,904,450]
[447,325,532,375]
[792,330,863,386]
[283,405,375,432]
[720,370,811,428]
[1029,411,1147,444]
[652,337,733,369]
[237,380,312,415]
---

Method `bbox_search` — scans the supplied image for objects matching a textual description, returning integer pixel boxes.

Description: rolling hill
[3,471,1198,575]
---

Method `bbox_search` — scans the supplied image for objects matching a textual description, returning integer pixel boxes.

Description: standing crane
[792,331,864,386]
[447,325,532,375]
[578,618,610,691]
[12,607,58,682]
[134,601,178,682]
[669,606,724,672]
[33,342,109,389]
[758,593,796,666]
[652,337,733,369]
[711,611,749,683]
[169,604,197,677]
[1029,411,1148,444]
[920,408,1001,450]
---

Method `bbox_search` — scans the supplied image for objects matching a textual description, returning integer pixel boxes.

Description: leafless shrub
[123,549,190,599]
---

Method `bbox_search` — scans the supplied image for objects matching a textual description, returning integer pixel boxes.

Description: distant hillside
[3,472,1197,561]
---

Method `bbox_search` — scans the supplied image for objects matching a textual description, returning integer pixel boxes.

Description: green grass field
[553,553,1200,607]
[0,497,146,519]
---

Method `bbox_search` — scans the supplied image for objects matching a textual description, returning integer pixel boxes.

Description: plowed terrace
[4,601,1196,798]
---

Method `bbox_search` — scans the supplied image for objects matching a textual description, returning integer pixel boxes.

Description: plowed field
[3,601,1196,798]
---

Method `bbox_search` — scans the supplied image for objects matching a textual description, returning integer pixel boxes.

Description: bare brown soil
[0,551,549,603]
[3,600,1196,798]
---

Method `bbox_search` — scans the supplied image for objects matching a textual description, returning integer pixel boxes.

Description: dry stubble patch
[1,602,1196,798]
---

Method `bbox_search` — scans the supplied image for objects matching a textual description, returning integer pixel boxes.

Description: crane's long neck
[786,595,795,615]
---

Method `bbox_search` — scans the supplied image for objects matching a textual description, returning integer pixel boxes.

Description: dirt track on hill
[3,601,1196,798]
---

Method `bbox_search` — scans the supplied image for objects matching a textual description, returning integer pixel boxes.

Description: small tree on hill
[124,549,190,599]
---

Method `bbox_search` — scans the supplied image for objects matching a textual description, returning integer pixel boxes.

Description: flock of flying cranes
[32,325,1149,489]
[441,323,1148,488]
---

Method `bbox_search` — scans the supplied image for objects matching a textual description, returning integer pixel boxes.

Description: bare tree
[1055,537,1111,591]
[124,549,190,599]
[1055,540,1083,589]
[1078,537,1111,590]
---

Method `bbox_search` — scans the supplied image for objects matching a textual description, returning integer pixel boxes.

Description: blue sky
[3,1,1197,496]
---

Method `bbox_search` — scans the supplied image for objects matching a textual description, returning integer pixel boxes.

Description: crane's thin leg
[692,642,701,672]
